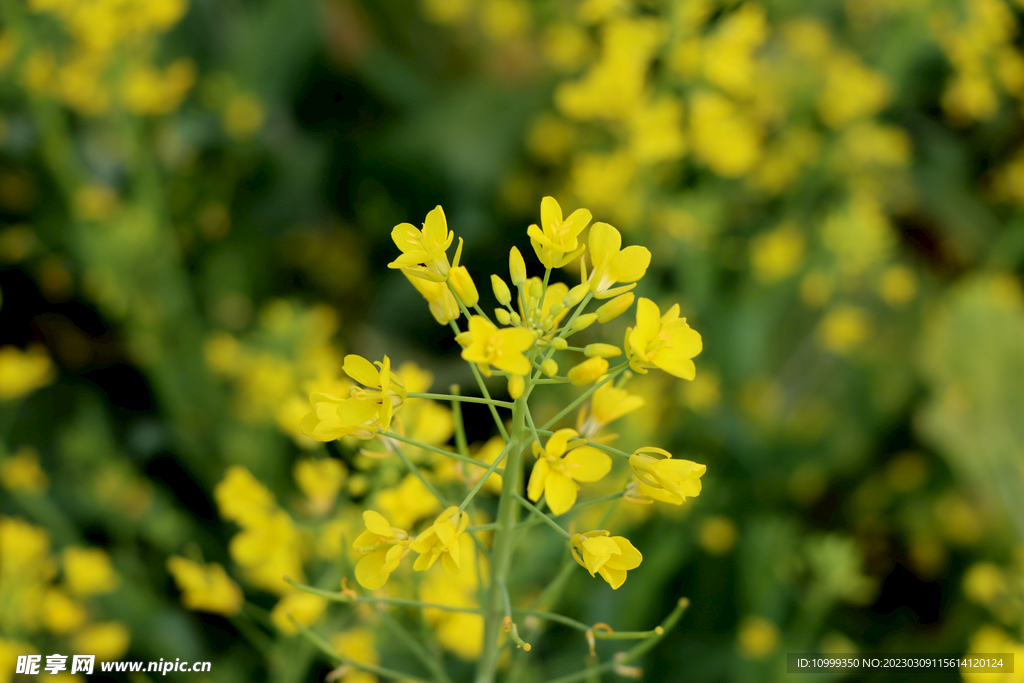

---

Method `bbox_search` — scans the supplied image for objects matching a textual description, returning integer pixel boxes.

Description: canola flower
[290,196,705,682]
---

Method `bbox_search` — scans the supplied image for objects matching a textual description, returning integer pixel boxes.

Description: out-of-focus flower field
[1,0,1023,681]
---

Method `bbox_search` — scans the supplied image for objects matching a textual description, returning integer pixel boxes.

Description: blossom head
[166,557,243,616]
[527,428,611,515]
[388,206,455,281]
[629,447,706,504]
[457,315,535,377]
[353,510,409,590]
[587,222,651,298]
[404,271,461,325]
[410,506,470,574]
[578,382,644,438]
[300,355,407,441]
[526,196,591,268]
[570,530,642,589]
[626,298,703,379]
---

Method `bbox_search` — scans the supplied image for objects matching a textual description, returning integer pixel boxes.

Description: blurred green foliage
[1,0,1024,681]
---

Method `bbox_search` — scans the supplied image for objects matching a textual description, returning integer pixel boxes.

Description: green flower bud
[495,308,511,325]
[491,275,512,306]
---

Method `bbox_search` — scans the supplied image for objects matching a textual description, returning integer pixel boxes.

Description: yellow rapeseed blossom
[569,530,642,589]
[330,628,380,683]
[41,589,87,634]
[527,429,611,515]
[750,223,805,283]
[567,357,609,385]
[214,465,275,527]
[405,271,461,324]
[577,382,643,437]
[816,305,869,355]
[457,315,535,377]
[62,547,118,597]
[411,506,470,573]
[301,355,407,441]
[527,196,591,269]
[166,557,244,616]
[962,625,1024,683]
[389,206,454,282]
[737,615,779,659]
[586,222,651,298]
[270,591,327,634]
[72,622,130,661]
[0,446,49,493]
[629,447,706,505]
[626,298,703,379]
[294,458,346,516]
[352,510,410,590]
[0,345,56,400]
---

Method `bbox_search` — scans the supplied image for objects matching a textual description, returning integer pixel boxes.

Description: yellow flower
[567,357,608,385]
[411,506,470,573]
[72,622,130,661]
[527,429,611,515]
[458,315,535,377]
[629,447,706,504]
[301,355,407,441]
[0,517,50,578]
[214,465,276,527]
[41,589,87,634]
[449,265,479,307]
[0,345,55,400]
[294,458,346,516]
[330,628,380,680]
[166,557,243,616]
[0,446,48,493]
[626,298,703,379]
[352,510,409,590]
[270,591,327,634]
[570,530,642,589]
[372,473,442,530]
[527,196,592,268]
[405,271,461,324]
[518,278,570,334]
[62,547,118,597]
[388,206,454,282]
[586,222,651,298]
[577,382,643,438]
[737,615,779,659]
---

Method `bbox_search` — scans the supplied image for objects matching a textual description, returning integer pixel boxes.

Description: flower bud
[449,266,479,307]
[491,275,512,306]
[549,303,565,316]
[563,283,589,308]
[549,337,568,350]
[541,359,558,377]
[495,308,511,325]
[567,357,609,386]
[508,375,525,399]
[596,293,634,323]
[509,247,526,287]
[569,313,598,333]
[529,279,544,299]
[584,343,621,358]
[510,311,522,326]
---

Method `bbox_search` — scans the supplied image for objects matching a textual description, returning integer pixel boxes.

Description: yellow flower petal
[564,446,611,482]
[544,472,579,515]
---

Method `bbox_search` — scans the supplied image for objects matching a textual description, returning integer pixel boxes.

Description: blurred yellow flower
[271,591,327,634]
[0,447,48,493]
[816,305,869,355]
[737,615,779,659]
[72,622,130,661]
[0,345,56,401]
[750,223,805,283]
[41,589,86,634]
[294,458,346,516]
[62,547,118,597]
[166,557,243,616]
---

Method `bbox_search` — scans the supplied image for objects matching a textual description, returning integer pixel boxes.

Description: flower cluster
[293,195,706,680]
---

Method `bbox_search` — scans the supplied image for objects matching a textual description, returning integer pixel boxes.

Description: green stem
[289,617,432,683]
[450,386,470,459]
[390,440,451,507]
[459,439,515,512]
[381,431,502,472]
[542,598,691,683]
[514,494,572,540]
[284,578,482,614]
[539,364,627,431]
[408,392,513,408]
[475,380,529,683]
[378,610,455,683]
[449,320,510,442]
